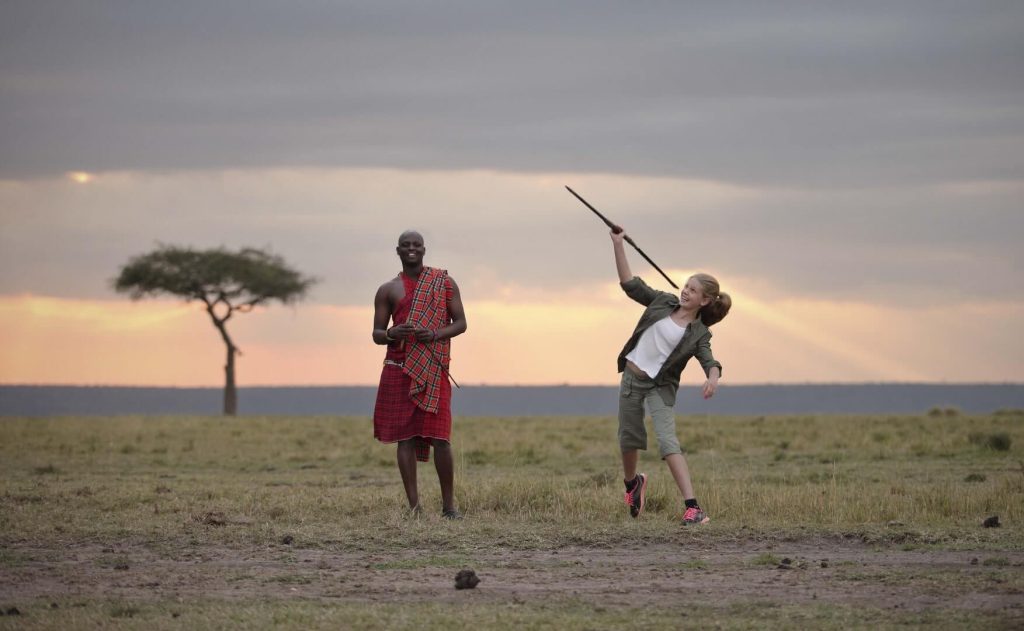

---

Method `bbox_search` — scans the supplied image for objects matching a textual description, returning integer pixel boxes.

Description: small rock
[886,520,904,528]
[820,560,829,568]
[780,558,792,565]
[5,608,20,616]
[281,535,294,545]
[982,515,1000,528]
[970,558,979,565]
[455,569,480,590]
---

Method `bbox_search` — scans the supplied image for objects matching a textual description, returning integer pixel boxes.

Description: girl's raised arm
[611,227,632,283]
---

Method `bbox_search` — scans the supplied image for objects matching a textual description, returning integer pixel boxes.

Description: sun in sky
[66,171,95,184]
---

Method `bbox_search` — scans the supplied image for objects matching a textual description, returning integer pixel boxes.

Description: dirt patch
[2,536,1022,620]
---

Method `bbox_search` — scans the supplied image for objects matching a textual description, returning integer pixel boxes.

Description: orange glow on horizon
[0,291,1019,387]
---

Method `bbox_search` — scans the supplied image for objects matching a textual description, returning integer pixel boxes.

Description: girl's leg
[618,372,650,517]
[647,392,709,523]
[645,391,695,500]
[617,372,648,482]
[664,453,696,500]
[621,449,639,482]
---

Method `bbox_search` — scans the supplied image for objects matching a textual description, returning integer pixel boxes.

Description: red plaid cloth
[403,267,451,414]
[372,270,453,462]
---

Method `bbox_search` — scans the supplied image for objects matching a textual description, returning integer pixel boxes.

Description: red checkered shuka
[373,269,453,462]
[402,267,452,414]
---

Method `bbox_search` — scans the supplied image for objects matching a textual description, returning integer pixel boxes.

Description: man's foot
[682,506,710,525]
[624,473,647,518]
[441,508,463,520]
[407,505,423,519]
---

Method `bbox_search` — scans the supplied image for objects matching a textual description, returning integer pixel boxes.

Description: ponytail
[692,273,731,326]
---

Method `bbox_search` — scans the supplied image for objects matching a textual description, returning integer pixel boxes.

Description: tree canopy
[114,245,316,310]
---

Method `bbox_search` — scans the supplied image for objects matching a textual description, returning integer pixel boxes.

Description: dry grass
[2,413,1023,629]
[1,412,1021,550]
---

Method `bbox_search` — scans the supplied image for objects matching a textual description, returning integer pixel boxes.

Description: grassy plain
[1,412,1022,629]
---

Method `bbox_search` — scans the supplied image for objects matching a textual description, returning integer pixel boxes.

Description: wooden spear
[565,186,680,289]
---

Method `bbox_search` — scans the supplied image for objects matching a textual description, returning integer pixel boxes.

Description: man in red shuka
[372,230,468,519]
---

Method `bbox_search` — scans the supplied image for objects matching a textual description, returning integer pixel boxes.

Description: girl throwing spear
[611,226,731,525]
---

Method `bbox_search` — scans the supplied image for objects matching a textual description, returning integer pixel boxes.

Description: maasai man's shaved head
[396,230,426,268]
[398,230,423,245]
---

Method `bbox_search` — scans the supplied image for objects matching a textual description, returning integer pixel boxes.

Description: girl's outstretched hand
[702,378,718,400]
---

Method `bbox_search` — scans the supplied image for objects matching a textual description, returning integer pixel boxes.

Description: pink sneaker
[682,506,710,525]
[624,473,647,518]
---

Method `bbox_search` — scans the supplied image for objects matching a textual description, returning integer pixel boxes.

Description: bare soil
[2,537,1022,619]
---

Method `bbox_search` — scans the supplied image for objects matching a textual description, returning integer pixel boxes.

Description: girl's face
[679,277,710,310]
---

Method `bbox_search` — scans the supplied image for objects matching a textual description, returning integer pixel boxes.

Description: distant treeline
[1,384,1022,417]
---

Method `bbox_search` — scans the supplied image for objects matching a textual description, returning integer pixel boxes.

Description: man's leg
[396,439,419,510]
[432,439,456,513]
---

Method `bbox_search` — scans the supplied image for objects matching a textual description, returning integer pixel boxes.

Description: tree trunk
[206,304,239,417]
[224,344,237,416]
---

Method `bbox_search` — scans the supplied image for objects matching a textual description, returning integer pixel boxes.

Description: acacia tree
[114,245,317,416]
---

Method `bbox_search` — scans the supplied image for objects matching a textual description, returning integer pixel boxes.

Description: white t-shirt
[625,315,687,378]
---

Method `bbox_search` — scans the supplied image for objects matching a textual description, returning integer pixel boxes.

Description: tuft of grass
[371,555,470,570]
[268,574,314,585]
[968,431,1012,451]
[109,603,141,618]
[750,552,781,566]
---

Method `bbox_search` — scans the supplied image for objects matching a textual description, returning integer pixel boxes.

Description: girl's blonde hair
[692,273,731,326]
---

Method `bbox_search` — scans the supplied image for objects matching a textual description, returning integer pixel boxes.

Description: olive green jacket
[616,276,723,406]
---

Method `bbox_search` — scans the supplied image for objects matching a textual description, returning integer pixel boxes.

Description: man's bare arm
[371,283,395,345]
[439,277,467,340]
[374,281,418,344]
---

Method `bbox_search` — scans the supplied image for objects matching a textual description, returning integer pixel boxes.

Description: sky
[1,1,1022,387]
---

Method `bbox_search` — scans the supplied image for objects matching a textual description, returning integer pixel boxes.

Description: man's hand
[609,226,626,244]
[412,327,436,343]
[388,323,415,340]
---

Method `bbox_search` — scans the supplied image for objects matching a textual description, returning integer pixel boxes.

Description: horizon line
[3,382,1023,389]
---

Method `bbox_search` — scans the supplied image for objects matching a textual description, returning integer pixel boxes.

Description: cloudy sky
[1,1,1022,387]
